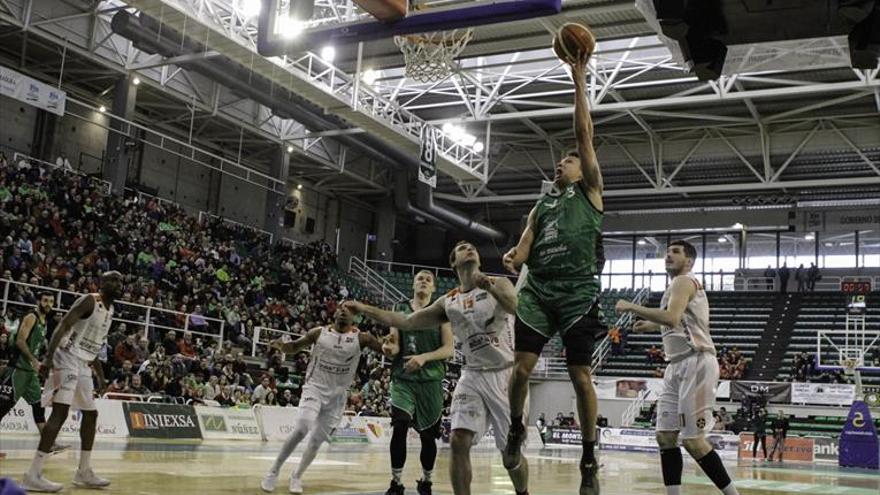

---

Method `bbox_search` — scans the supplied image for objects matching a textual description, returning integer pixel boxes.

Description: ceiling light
[320,46,336,62]
[718,236,727,243]
[461,134,477,147]
[805,234,815,240]
[297,184,303,190]
[824,242,833,247]
[286,145,294,153]
[98,105,106,113]
[241,0,262,18]
[279,17,305,39]
[473,141,484,153]
[637,239,647,246]
[362,68,379,85]
[132,76,141,85]
[442,123,453,134]
[732,222,743,229]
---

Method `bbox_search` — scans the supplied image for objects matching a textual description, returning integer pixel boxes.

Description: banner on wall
[0,398,127,437]
[812,436,840,463]
[330,415,369,444]
[547,426,582,446]
[730,381,791,403]
[738,433,814,462]
[0,65,66,116]
[615,380,648,398]
[124,402,201,439]
[196,406,261,440]
[418,126,437,188]
[791,383,856,406]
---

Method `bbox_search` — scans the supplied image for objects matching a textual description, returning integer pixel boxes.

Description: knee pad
[31,403,46,423]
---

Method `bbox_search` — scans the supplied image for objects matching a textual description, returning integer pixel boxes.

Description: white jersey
[62,294,114,361]
[659,274,715,362]
[442,287,514,371]
[304,326,362,397]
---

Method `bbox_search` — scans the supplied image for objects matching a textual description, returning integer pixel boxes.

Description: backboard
[257,0,562,56]
[816,296,880,374]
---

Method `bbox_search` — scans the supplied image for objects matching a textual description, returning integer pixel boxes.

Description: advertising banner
[1,398,127,438]
[738,433,814,462]
[330,415,369,444]
[195,406,261,440]
[547,426,583,446]
[418,126,437,188]
[811,436,840,463]
[838,400,879,469]
[615,380,648,399]
[730,381,791,403]
[123,402,201,439]
[598,428,738,460]
[791,383,856,406]
[254,405,300,442]
[0,65,66,116]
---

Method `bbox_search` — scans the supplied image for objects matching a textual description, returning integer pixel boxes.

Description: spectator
[252,375,274,404]
[778,263,790,293]
[608,326,623,355]
[55,152,72,171]
[0,332,12,365]
[796,264,806,293]
[125,374,151,395]
[114,334,139,366]
[763,265,775,290]
[807,263,820,291]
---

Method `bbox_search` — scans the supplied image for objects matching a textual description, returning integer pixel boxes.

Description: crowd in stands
[792,351,848,383]
[718,347,747,380]
[0,158,405,414]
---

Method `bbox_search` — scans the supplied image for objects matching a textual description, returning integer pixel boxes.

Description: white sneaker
[20,473,63,493]
[73,468,111,488]
[289,477,303,494]
[261,470,279,492]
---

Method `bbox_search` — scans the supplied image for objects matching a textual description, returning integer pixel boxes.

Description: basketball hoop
[394,28,474,82]
[841,358,860,376]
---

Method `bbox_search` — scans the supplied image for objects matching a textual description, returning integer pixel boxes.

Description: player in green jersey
[0,292,69,454]
[501,47,605,495]
[383,270,454,495]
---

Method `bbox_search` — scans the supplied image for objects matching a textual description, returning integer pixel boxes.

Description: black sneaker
[579,461,600,495]
[385,480,405,495]
[503,423,526,469]
[416,479,432,495]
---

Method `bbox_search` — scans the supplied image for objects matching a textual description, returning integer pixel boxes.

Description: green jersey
[391,301,446,382]
[13,312,47,373]
[526,180,605,280]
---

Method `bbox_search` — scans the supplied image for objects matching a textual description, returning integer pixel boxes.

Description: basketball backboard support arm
[257,0,562,56]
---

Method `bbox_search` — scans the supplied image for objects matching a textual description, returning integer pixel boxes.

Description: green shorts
[516,276,603,338]
[0,367,41,404]
[390,379,444,432]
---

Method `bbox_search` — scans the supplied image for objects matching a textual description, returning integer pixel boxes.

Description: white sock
[79,450,92,471]
[293,439,323,479]
[28,451,49,477]
[665,486,681,495]
[422,469,433,482]
[722,483,739,495]
[271,425,309,473]
[391,468,403,484]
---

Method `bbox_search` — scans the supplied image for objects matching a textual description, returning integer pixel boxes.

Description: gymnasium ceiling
[0,0,878,224]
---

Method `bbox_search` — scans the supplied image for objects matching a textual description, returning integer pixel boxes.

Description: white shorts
[450,367,521,451]
[656,352,719,439]
[41,348,96,411]
[297,385,345,443]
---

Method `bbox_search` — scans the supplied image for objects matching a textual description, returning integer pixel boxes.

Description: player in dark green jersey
[501,46,605,495]
[0,292,69,454]
[384,270,453,495]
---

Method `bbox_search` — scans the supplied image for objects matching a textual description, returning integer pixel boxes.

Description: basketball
[553,23,596,65]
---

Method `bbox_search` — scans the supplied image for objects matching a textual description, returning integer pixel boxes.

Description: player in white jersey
[348,241,530,495]
[261,304,387,494]
[615,241,739,495]
[22,271,122,493]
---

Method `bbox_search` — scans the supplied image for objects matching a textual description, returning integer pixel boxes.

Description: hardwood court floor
[1,435,878,495]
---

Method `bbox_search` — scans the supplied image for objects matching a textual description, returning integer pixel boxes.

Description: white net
[394,28,474,82]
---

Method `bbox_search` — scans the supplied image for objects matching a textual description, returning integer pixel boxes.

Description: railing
[12,152,112,194]
[621,388,652,427]
[1,279,225,346]
[198,210,274,244]
[252,326,304,359]
[349,257,408,307]
[734,275,879,292]
[364,258,512,280]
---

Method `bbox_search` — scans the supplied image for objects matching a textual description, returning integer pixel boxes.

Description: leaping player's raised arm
[572,58,603,209]
[271,326,322,354]
[503,207,537,275]
[345,299,449,331]
[615,275,696,328]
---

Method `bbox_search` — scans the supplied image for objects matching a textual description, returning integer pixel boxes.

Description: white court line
[247,455,358,466]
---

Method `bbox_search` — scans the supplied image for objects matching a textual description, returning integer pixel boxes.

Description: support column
[263,146,290,241]
[103,75,138,194]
